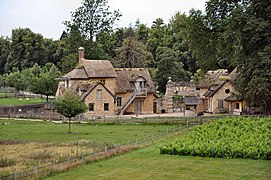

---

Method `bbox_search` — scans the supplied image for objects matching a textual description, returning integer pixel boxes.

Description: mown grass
[0,97,46,106]
[0,119,172,144]
[46,136,271,180]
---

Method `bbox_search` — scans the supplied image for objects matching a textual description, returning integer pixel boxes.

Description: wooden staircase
[118,88,147,115]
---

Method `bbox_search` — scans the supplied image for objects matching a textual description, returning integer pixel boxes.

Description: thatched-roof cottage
[197,69,244,114]
[56,47,155,118]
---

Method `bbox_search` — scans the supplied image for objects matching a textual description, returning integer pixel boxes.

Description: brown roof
[115,68,155,93]
[63,68,88,79]
[197,69,229,88]
[82,59,117,78]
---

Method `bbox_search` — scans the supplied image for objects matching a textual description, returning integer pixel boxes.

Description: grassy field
[0,119,173,175]
[0,119,173,143]
[0,97,46,106]
[46,135,271,180]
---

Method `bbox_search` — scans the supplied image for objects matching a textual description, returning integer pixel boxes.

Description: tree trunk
[68,118,71,133]
[46,95,49,102]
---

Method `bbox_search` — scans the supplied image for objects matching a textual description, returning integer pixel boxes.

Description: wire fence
[0,118,209,180]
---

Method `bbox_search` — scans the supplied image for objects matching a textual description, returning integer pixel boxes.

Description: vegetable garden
[160,117,271,160]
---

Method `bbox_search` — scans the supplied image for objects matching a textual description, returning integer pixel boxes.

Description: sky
[0,0,206,40]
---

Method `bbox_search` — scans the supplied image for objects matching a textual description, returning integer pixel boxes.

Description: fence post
[186,119,188,128]
[14,171,17,180]
[34,164,38,179]
[104,146,107,155]
[68,154,71,164]
[52,160,55,176]
[144,135,146,145]
[93,149,96,161]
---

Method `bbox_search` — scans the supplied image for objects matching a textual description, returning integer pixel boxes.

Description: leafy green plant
[160,117,271,160]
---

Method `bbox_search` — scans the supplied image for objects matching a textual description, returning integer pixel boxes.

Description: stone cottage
[197,69,244,115]
[56,47,156,118]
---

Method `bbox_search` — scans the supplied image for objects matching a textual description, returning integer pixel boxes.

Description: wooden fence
[0,118,209,180]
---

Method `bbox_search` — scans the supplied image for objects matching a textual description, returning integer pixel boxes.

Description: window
[225,89,230,94]
[96,89,102,99]
[89,103,94,111]
[218,100,224,109]
[117,97,122,107]
[104,103,109,111]
[235,103,240,109]
[99,79,105,85]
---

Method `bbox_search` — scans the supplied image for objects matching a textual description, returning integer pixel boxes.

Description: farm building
[55,47,156,118]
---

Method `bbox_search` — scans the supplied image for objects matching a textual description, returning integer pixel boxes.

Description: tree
[54,91,87,133]
[29,63,61,101]
[5,28,48,72]
[114,37,153,68]
[0,36,10,74]
[64,0,121,51]
[155,47,191,93]
[168,12,197,73]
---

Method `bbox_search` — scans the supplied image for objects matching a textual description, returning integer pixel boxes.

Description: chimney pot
[78,47,85,64]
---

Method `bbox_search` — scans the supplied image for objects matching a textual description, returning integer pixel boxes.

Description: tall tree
[114,37,153,68]
[168,12,197,73]
[64,0,121,52]
[0,36,10,74]
[155,47,191,93]
[54,91,87,133]
[5,28,48,72]
[30,63,61,101]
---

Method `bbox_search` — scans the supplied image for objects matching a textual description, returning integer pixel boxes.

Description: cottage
[197,69,244,115]
[56,47,155,118]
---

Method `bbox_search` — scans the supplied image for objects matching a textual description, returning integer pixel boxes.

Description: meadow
[0,119,173,176]
[0,97,46,106]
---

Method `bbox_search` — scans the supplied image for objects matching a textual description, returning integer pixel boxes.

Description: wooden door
[134,99,142,114]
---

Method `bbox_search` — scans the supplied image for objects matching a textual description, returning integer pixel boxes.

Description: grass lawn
[46,136,271,180]
[0,119,173,144]
[0,97,46,106]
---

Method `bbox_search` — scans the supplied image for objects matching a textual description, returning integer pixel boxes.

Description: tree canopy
[54,91,88,133]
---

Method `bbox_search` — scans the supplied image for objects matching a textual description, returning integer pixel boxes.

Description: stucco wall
[84,84,115,117]
[211,82,235,113]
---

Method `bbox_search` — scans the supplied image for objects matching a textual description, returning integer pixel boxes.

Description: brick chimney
[78,47,85,65]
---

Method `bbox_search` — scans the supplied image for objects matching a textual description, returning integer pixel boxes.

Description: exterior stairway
[118,88,147,115]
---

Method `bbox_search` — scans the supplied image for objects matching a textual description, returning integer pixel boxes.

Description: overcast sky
[0,0,206,40]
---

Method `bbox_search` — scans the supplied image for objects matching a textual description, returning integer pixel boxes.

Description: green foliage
[0,36,10,74]
[114,37,153,68]
[54,91,87,133]
[155,47,191,93]
[54,91,87,119]
[64,0,121,43]
[160,117,271,160]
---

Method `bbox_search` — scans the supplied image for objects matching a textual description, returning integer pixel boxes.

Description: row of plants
[160,117,271,160]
